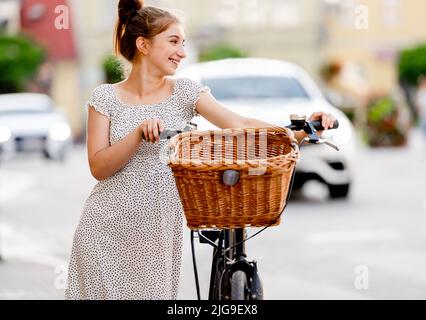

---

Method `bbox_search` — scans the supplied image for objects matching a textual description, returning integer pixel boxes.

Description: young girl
[65,0,336,300]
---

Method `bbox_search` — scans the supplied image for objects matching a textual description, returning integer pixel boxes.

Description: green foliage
[103,55,125,84]
[367,97,395,124]
[398,44,426,85]
[199,44,248,62]
[365,96,406,147]
[0,34,46,93]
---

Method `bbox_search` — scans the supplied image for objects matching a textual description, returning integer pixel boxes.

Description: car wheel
[328,183,350,199]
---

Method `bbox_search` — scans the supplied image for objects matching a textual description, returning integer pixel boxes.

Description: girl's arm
[86,107,164,181]
[195,91,336,143]
[86,106,143,180]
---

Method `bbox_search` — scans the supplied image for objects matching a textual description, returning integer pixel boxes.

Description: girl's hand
[138,119,165,143]
[308,111,336,135]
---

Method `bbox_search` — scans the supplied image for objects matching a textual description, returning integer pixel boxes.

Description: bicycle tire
[211,267,223,300]
[231,270,248,300]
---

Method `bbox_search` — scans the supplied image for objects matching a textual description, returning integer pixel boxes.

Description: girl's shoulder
[90,83,113,97]
[175,77,202,91]
[174,77,210,118]
[175,77,210,99]
[85,83,115,118]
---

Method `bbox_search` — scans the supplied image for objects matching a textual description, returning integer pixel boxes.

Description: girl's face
[141,23,187,76]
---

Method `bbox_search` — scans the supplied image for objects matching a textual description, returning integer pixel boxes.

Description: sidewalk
[0,130,426,300]
[0,210,69,300]
[0,257,64,300]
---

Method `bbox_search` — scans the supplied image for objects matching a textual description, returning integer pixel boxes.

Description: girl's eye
[170,40,185,47]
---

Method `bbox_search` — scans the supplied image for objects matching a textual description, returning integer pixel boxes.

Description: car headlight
[0,125,12,143]
[49,122,71,141]
[321,117,353,145]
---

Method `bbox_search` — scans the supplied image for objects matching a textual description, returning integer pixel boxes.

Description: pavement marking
[0,171,35,203]
[306,228,400,244]
[0,222,67,268]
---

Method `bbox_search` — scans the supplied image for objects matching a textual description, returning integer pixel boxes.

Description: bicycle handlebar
[285,115,340,151]
[310,119,339,131]
[148,115,340,151]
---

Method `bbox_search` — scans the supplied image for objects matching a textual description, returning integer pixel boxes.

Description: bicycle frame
[208,228,249,300]
[192,228,256,300]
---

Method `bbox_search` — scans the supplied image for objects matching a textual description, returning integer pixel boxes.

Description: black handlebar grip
[311,119,339,131]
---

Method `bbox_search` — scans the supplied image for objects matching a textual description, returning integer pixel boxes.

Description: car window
[201,76,309,100]
[0,97,54,115]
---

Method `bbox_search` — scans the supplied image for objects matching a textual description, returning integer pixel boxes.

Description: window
[202,76,309,100]
[95,0,116,31]
[382,0,400,28]
[269,0,301,28]
[0,95,54,115]
[0,0,20,34]
[338,0,357,27]
[215,0,301,29]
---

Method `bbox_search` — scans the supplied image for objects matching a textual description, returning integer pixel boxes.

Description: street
[0,130,425,300]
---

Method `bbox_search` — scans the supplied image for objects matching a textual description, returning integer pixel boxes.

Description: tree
[399,44,426,86]
[199,44,248,62]
[0,34,46,93]
[103,54,125,84]
[398,44,426,120]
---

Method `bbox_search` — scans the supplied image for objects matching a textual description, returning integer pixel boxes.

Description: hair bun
[118,0,143,23]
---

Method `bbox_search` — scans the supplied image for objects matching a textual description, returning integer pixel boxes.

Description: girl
[65,0,336,300]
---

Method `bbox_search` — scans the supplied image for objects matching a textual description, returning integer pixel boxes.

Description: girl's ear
[136,37,150,55]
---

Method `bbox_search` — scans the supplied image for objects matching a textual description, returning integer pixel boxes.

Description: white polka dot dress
[65,78,208,300]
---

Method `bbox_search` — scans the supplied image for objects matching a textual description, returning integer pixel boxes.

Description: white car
[0,93,72,161]
[177,58,357,199]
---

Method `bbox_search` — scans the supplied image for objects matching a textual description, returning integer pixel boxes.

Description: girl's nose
[177,46,187,59]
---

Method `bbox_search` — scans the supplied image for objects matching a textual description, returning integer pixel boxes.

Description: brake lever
[322,139,340,151]
[159,122,198,141]
[302,137,340,151]
[304,121,321,142]
[159,129,182,141]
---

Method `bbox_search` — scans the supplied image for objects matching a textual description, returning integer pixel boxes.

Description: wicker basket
[167,127,300,229]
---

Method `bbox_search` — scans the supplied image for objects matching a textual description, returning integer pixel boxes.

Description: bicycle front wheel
[231,271,249,300]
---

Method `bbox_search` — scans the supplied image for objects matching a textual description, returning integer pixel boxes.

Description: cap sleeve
[84,84,111,118]
[179,78,210,118]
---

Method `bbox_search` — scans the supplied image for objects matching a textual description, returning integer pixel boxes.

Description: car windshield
[202,76,309,100]
[0,96,54,115]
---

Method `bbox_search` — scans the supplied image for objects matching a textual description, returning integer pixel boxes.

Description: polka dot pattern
[65,78,208,300]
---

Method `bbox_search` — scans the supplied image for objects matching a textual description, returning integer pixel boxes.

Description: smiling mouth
[169,58,179,66]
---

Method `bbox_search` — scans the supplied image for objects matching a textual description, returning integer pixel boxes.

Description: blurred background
[0,0,425,299]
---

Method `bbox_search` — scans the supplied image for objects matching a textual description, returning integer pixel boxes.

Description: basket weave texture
[167,127,300,229]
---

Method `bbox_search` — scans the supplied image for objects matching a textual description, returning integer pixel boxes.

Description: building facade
[321,0,426,93]
[5,0,425,139]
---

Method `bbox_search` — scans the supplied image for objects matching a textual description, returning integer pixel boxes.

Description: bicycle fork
[205,228,263,300]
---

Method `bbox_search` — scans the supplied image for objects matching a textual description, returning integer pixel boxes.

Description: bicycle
[156,115,339,300]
